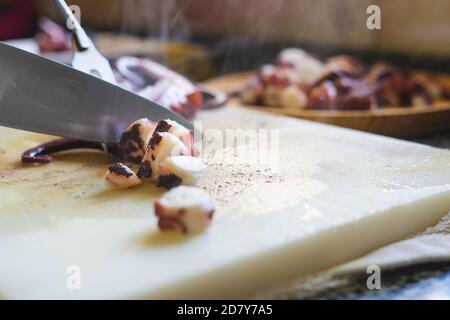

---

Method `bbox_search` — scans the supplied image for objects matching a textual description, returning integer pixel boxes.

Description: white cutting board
[0,106,449,299]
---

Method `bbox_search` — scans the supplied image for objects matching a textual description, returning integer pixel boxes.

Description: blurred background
[1,0,450,80]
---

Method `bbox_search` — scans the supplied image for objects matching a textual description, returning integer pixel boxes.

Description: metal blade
[0,42,194,144]
[53,0,117,84]
[71,47,117,84]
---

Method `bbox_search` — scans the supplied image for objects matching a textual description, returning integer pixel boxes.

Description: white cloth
[255,211,450,298]
[334,212,450,275]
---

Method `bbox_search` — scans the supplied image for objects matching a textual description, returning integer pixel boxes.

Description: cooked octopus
[309,72,378,110]
[104,162,142,189]
[238,47,450,110]
[276,48,325,84]
[324,55,365,78]
[118,118,157,163]
[152,119,198,156]
[157,156,207,189]
[154,186,215,234]
[280,85,309,109]
[115,56,203,119]
[137,131,189,181]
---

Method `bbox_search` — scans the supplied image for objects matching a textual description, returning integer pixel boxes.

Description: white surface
[0,107,449,299]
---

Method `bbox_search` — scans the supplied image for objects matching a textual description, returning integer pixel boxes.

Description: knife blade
[0,42,194,144]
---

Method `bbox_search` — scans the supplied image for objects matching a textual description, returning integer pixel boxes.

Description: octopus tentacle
[21,138,119,164]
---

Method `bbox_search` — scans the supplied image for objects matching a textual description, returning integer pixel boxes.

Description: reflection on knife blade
[0,42,196,144]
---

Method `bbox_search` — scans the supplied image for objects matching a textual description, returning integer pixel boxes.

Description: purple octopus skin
[21,138,119,164]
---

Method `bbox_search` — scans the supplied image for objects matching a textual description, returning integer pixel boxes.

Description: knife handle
[53,0,92,51]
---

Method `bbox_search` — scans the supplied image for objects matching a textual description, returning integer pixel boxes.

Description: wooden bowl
[204,71,450,138]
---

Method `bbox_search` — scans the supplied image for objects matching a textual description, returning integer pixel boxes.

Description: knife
[0,42,194,144]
